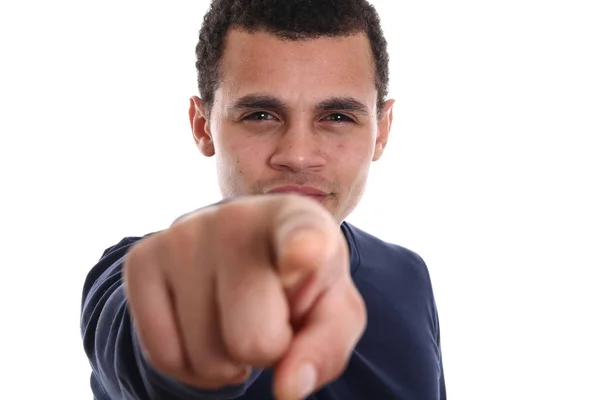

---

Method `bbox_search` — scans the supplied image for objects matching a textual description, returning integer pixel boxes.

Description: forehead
[216,28,377,108]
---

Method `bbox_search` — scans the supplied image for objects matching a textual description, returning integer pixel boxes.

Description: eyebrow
[316,97,370,115]
[229,95,289,115]
[228,94,370,116]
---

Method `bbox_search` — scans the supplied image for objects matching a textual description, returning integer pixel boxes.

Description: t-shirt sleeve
[79,234,261,399]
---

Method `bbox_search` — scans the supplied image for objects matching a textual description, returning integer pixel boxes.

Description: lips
[267,185,328,199]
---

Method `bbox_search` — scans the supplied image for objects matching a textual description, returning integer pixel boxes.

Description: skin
[190,28,394,224]
[124,29,395,400]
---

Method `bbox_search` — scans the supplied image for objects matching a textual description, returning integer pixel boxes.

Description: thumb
[271,197,341,319]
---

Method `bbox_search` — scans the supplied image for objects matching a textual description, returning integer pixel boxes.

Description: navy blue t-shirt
[81,221,445,399]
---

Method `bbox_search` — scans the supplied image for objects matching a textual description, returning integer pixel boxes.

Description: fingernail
[296,363,317,399]
[279,224,319,248]
[278,229,319,294]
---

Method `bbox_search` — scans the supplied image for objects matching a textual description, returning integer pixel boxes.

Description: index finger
[272,275,367,400]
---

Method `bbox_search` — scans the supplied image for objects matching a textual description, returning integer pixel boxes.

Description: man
[80,0,446,399]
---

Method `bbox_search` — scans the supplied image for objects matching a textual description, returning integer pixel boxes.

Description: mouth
[266,185,329,202]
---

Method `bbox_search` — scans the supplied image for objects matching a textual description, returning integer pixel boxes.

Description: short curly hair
[195,0,389,115]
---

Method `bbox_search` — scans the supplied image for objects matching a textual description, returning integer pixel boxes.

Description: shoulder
[99,230,162,260]
[82,232,162,299]
[343,222,440,339]
[342,221,431,282]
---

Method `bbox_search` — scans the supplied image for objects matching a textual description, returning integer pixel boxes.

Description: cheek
[334,140,374,168]
[216,146,258,197]
[224,142,268,178]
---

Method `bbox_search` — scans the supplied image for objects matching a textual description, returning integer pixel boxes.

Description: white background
[1,0,599,398]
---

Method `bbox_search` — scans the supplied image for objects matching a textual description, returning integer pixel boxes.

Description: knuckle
[145,351,186,380]
[347,289,368,341]
[123,240,152,278]
[193,361,248,389]
[150,351,246,390]
[213,200,251,222]
[164,217,211,273]
[350,288,367,326]
[314,285,366,382]
[228,328,283,363]
[340,277,367,324]
[168,219,198,250]
[211,202,254,241]
[315,341,352,382]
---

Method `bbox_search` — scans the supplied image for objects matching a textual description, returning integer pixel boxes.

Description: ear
[372,99,395,161]
[189,96,215,157]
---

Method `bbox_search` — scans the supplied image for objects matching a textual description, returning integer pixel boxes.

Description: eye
[243,111,275,121]
[323,113,355,123]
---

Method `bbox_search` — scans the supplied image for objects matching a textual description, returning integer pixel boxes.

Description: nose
[269,123,326,173]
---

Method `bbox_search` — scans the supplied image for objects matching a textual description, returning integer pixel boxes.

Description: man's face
[189,29,393,224]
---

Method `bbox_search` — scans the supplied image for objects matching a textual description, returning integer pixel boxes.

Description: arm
[427,261,446,400]
[435,307,446,400]
[80,235,260,399]
[417,254,446,400]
